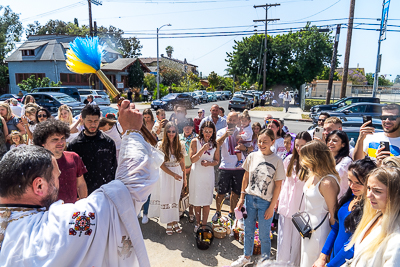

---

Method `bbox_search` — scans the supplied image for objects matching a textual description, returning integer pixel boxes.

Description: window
[22,50,35,56]
[347,105,366,113]
[15,73,45,84]
[365,105,382,113]
[59,73,89,85]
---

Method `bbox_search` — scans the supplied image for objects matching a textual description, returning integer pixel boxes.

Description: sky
[2,0,400,81]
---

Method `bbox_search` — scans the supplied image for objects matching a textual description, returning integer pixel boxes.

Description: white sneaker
[142,214,149,224]
[137,211,142,219]
[231,255,251,267]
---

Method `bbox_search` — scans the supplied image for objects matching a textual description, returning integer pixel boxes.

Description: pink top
[278,155,305,217]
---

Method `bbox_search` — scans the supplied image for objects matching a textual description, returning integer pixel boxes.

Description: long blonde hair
[347,167,400,261]
[0,103,12,120]
[57,105,73,125]
[382,156,400,167]
[298,140,339,182]
[161,122,183,162]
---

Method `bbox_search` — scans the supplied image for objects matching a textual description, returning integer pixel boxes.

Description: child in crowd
[235,109,253,167]
[282,133,294,160]
[152,109,168,141]
[10,131,26,149]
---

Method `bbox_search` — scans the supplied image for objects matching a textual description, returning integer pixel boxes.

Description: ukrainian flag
[367,142,400,158]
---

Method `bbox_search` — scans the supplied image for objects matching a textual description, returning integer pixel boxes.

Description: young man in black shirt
[67,105,117,194]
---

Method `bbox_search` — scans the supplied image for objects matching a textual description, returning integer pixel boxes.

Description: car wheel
[190,101,195,109]
[167,103,173,111]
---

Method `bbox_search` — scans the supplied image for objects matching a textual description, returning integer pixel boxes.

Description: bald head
[227,111,239,125]
[210,104,220,119]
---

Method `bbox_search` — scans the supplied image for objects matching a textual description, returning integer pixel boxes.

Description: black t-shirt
[67,130,117,194]
[127,91,133,100]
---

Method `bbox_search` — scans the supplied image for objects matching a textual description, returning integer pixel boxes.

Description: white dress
[148,142,187,224]
[300,174,339,267]
[189,139,216,206]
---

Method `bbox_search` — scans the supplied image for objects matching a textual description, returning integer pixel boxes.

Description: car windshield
[79,90,93,95]
[54,95,77,103]
[333,98,347,105]
[207,93,213,95]
[162,94,177,100]
[96,91,107,96]
[232,97,245,101]
[194,92,202,95]
[334,105,352,112]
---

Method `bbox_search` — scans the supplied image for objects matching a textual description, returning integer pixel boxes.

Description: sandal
[189,214,195,223]
[166,225,173,236]
[173,223,182,234]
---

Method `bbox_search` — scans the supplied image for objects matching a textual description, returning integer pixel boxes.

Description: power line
[20,1,86,22]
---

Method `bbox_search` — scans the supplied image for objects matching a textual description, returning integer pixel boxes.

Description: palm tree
[165,46,174,58]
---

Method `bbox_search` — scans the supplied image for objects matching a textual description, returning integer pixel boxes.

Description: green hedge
[305,99,335,111]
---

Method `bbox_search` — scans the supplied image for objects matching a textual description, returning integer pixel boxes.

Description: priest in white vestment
[0,100,163,267]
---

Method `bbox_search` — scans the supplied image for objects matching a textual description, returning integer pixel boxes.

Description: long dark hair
[286,131,312,177]
[198,121,217,149]
[325,130,350,164]
[334,158,377,233]
[35,107,51,122]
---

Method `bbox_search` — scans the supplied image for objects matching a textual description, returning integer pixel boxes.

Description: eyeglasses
[198,112,203,114]
[318,119,326,122]
[203,130,213,134]
[380,115,400,121]
[167,130,176,134]
[37,114,48,118]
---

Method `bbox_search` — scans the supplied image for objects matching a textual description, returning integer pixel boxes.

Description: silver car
[78,89,111,105]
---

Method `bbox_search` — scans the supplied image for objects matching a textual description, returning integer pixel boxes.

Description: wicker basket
[213,226,227,239]
[253,244,261,255]
[233,229,239,240]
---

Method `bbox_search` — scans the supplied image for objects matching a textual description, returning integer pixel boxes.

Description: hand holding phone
[363,115,373,128]
[380,141,390,152]
[314,126,324,140]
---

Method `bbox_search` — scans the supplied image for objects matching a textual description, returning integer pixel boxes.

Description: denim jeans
[244,194,273,258]
[142,195,151,215]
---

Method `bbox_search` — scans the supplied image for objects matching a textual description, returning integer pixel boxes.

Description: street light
[157,23,171,100]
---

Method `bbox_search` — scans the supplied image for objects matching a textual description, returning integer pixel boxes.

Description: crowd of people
[1,94,400,267]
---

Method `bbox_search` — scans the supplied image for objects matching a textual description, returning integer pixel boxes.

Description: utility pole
[326,24,341,104]
[254,3,280,93]
[87,0,102,37]
[340,0,356,99]
[372,0,391,97]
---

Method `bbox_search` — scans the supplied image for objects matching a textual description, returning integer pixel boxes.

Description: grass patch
[251,106,283,111]
[301,114,311,120]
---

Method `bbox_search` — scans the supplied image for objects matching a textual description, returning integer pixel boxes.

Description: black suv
[310,97,380,114]
[151,93,197,111]
[22,92,85,113]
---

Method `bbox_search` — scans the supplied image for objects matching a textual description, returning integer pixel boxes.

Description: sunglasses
[318,119,326,122]
[198,112,203,114]
[380,115,400,121]
[37,114,48,118]
[167,130,176,134]
[203,130,213,134]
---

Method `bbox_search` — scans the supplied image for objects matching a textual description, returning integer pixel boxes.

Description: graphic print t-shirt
[363,132,400,158]
[243,151,285,201]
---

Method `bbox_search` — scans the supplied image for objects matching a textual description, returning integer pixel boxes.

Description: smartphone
[314,126,324,140]
[363,115,373,128]
[380,141,390,152]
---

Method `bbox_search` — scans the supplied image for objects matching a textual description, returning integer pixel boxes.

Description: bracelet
[241,191,246,194]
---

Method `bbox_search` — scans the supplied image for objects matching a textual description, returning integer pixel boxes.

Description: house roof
[139,56,198,67]
[19,40,49,50]
[101,58,150,72]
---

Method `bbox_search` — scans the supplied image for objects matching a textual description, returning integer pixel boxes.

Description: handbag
[292,193,329,239]
[179,194,189,213]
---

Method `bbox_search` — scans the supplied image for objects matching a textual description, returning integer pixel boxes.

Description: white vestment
[0,132,164,267]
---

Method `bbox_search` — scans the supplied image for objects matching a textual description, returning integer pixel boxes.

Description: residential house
[140,54,198,75]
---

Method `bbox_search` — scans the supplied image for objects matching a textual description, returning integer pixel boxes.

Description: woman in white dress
[189,121,220,232]
[342,166,400,267]
[298,140,340,267]
[149,122,187,235]
[277,131,312,266]
[267,119,286,158]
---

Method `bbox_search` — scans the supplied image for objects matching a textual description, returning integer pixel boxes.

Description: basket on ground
[195,225,214,250]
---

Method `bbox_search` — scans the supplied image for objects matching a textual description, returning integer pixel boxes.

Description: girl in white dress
[189,121,220,232]
[277,131,312,266]
[298,140,340,267]
[148,122,187,235]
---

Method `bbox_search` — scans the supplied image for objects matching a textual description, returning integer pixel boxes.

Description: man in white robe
[0,100,163,267]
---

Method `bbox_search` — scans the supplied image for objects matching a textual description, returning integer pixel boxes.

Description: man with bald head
[212,111,247,221]
[199,104,227,131]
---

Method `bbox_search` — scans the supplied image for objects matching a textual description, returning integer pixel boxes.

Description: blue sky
[3,0,400,81]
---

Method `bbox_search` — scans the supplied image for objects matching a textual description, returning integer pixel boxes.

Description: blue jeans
[244,194,273,258]
[143,195,151,215]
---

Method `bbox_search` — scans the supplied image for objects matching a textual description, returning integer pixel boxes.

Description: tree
[128,60,144,88]
[208,71,219,89]
[165,46,174,58]
[339,68,367,85]
[18,75,62,93]
[160,67,182,86]
[394,75,400,84]
[144,74,156,91]
[366,73,393,86]
[316,65,340,81]
[226,24,333,90]
[120,37,142,58]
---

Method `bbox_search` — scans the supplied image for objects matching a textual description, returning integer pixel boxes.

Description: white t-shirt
[363,132,400,158]
[11,105,22,117]
[152,120,164,141]
[271,137,286,158]
[239,125,253,142]
[243,151,285,201]
[102,122,123,151]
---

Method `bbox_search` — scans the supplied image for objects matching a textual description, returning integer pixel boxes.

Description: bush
[305,99,335,111]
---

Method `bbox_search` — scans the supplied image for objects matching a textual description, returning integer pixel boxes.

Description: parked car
[22,92,85,113]
[228,96,252,111]
[78,89,111,105]
[310,96,380,114]
[207,92,217,102]
[222,91,232,100]
[233,92,243,98]
[242,93,256,108]
[194,90,208,103]
[32,87,81,102]
[311,102,383,123]
[0,94,22,102]
[188,92,201,105]
[214,91,225,100]
[151,93,196,111]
